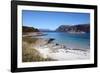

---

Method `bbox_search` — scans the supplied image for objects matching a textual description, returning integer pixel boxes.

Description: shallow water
[33,32,90,49]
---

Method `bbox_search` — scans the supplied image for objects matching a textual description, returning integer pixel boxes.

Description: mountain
[39,29,54,32]
[22,26,39,32]
[39,29,55,32]
[56,24,90,33]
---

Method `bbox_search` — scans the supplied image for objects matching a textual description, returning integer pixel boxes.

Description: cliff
[56,24,90,33]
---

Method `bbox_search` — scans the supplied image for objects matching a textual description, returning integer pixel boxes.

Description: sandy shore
[22,36,90,62]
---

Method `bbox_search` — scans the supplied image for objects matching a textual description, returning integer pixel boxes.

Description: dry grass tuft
[22,37,53,62]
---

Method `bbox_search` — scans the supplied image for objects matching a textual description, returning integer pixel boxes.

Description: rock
[47,38,55,44]
[56,24,90,33]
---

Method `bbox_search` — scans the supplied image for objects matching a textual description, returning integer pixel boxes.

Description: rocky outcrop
[22,26,39,32]
[56,24,90,33]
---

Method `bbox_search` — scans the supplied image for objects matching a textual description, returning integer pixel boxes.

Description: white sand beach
[32,38,90,61]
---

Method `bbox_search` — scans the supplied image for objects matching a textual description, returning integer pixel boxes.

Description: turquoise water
[36,32,90,49]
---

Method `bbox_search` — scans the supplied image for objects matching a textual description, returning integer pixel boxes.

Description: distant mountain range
[23,24,90,33]
[39,29,53,32]
[56,24,90,33]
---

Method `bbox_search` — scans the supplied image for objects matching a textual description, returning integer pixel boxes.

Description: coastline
[22,35,90,62]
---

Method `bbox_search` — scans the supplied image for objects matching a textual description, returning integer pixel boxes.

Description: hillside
[56,24,90,33]
[22,26,39,32]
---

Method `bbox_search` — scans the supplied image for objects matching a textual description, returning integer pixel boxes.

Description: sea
[34,32,90,49]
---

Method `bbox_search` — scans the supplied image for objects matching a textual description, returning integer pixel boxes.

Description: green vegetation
[22,26,39,32]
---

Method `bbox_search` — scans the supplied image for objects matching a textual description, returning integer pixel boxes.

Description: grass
[23,37,37,44]
[22,37,53,62]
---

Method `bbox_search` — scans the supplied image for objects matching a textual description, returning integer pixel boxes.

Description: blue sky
[22,10,90,30]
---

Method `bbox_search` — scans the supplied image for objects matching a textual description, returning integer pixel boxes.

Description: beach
[22,33,90,62]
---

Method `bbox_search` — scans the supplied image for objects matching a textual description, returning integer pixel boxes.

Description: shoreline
[22,36,90,62]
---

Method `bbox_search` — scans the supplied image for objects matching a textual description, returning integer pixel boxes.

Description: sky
[22,10,90,30]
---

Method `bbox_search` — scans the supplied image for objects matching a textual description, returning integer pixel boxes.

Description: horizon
[22,10,90,30]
